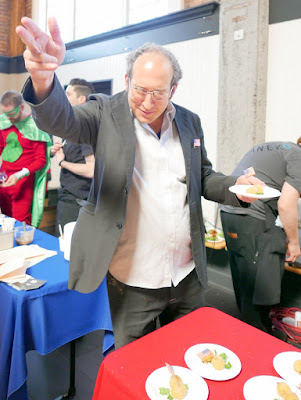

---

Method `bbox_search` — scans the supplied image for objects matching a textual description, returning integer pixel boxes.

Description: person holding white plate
[220,141,301,333]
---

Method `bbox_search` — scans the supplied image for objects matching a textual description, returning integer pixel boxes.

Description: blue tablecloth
[0,226,114,400]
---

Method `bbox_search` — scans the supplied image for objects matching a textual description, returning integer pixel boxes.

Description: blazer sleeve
[22,74,101,151]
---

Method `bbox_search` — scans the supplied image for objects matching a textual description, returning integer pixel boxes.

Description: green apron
[0,114,52,227]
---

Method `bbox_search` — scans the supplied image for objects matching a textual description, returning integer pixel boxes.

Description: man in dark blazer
[17,17,262,348]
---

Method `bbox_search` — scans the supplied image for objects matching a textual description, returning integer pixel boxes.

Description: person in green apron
[0,90,51,227]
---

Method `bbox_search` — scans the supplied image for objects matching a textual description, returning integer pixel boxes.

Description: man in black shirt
[51,79,95,236]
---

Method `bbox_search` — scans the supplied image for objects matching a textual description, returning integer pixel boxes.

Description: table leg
[54,340,76,399]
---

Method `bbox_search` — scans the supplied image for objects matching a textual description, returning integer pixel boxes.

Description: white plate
[184,343,241,381]
[205,237,224,243]
[273,351,301,387]
[229,185,281,199]
[243,375,299,400]
[145,365,209,400]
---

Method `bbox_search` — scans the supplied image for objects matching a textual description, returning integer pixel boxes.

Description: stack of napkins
[0,245,57,290]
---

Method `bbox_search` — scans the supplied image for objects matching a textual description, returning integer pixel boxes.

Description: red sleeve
[26,141,47,174]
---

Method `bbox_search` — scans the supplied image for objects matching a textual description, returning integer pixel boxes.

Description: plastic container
[0,228,14,250]
[59,236,64,252]
[14,225,35,245]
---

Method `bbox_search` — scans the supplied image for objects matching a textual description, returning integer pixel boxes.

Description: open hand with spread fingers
[15,17,65,101]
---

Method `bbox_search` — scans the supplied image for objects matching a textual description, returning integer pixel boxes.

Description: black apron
[253,199,287,305]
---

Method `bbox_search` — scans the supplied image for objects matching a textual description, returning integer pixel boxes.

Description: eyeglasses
[130,80,173,102]
[3,105,21,118]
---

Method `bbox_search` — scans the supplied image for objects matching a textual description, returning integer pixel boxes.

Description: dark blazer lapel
[174,106,192,191]
[111,91,136,185]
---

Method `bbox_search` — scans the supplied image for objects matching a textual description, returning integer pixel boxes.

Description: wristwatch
[59,160,64,167]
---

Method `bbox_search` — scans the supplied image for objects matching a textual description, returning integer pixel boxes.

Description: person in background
[0,90,51,227]
[51,78,95,236]
[17,17,263,349]
[220,141,301,333]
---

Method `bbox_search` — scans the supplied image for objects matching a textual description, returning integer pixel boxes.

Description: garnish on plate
[197,348,232,370]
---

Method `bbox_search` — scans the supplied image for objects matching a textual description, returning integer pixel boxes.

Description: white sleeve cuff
[14,168,30,180]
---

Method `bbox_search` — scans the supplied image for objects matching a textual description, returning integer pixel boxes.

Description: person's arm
[15,17,65,103]
[1,141,47,187]
[278,181,301,263]
[56,149,95,179]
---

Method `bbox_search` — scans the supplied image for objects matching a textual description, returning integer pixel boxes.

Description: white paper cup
[64,222,76,261]
[59,236,64,252]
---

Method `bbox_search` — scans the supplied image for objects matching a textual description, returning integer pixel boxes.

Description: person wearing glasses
[16,17,263,348]
[0,90,51,227]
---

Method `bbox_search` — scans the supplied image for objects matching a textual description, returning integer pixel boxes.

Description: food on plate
[169,374,187,399]
[246,184,264,195]
[276,382,299,400]
[205,229,224,242]
[284,393,299,400]
[197,348,232,370]
[211,355,225,370]
[197,348,214,363]
[277,382,292,397]
[293,359,301,373]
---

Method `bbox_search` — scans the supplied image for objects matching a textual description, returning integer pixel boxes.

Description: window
[75,0,125,40]
[129,0,169,25]
[46,0,75,43]
[37,0,182,43]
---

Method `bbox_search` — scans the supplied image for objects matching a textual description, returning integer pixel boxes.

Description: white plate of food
[273,351,301,387]
[243,375,300,400]
[184,343,241,381]
[145,365,209,400]
[229,185,281,199]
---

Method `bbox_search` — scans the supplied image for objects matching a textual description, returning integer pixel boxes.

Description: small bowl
[14,225,35,245]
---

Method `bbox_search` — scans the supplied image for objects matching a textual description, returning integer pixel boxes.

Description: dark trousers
[107,269,205,349]
[220,211,277,332]
[55,197,81,237]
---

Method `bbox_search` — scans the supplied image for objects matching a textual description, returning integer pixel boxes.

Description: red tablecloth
[93,307,300,400]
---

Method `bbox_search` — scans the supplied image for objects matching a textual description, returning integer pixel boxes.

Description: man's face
[1,104,23,124]
[66,85,81,106]
[125,52,176,132]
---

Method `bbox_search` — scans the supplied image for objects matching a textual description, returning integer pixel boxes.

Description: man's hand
[286,242,301,263]
[55,148,65,165]
[234,175,266,203]
[15,17,65,101]
[51,140,63,156]
[0,174,18,187]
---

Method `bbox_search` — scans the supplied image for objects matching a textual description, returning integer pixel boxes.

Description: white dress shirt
[109,102,195,288]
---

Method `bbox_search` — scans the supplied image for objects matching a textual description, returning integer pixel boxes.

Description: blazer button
[116,223,123,229]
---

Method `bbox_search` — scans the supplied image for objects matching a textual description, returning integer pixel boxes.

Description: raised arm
[15,17,65,103]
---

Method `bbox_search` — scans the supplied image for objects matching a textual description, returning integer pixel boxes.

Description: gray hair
[0,90,23,107]
[126,43,183,87]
